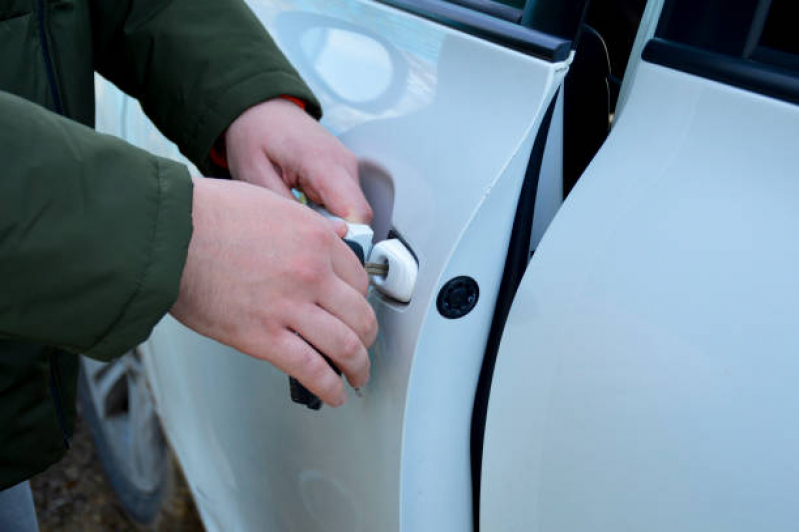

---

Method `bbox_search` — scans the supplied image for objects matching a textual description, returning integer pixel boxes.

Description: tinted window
[376,0,588,61]
[752,0,799,72]
[444,0,524,22]
[644,0,799,106]
[494,0,525,8]
[657,0,799,73]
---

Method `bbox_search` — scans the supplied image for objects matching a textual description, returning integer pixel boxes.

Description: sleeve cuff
[207,94,308,171]
[84,159,194,360]
[187,70,321,176]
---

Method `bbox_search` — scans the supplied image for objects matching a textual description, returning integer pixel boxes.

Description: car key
[365,262,389,277]
[288,204,416,409]
[289,354,341,410]
[289,239,368,410]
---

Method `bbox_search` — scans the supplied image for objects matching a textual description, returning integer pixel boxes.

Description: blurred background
[30,405,202,532]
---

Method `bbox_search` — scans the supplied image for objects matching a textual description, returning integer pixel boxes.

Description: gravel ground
[30,404,204,532]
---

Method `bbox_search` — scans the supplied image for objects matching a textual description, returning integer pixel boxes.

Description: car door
[481,0,799,530]
[92,0,590,530]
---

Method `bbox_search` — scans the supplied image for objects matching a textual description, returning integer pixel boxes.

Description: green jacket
[0,0,320,489]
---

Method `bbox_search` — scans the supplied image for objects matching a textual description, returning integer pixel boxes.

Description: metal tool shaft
[365,262,388,277]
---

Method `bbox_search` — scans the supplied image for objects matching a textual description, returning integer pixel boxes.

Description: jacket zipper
[37,0,63,115]
[48,352,72,449]
[38,0,69,449]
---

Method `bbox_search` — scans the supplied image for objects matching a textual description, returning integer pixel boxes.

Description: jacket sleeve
[0,91,193,361]
[89,0,321,175]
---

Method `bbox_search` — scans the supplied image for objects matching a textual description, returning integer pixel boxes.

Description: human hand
[170,177,377,406]
[224,98,373,223]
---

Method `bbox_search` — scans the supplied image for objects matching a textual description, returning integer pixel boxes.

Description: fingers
[224,98,373,222]
[329,236,370,295]
[325,217,348,239]
[301,164,373,224]
[318,278,378,349]
[291,304,371,390]
[274,332,348,407]
[234,153,295,201]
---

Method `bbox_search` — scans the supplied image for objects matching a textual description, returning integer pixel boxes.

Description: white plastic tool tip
[344,223,374,260]
[309,203,374,258]
[370,239,418,303]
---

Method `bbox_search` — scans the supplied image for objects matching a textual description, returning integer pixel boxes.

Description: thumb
[327,218,348,239]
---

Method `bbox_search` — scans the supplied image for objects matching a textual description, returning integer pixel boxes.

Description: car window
[657,0,797,71]
[492,0,525,8]
[446,0,526,21]
[749,0,798,73]
[644,0,799,105]
[378,0,589,61]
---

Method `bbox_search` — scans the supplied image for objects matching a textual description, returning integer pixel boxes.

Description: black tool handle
[289,240,364,410]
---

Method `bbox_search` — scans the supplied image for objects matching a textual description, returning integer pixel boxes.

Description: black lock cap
[437,276,479,319]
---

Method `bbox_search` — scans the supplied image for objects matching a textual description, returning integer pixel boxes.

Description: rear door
[94,0,588,530]
[481,0,799,530]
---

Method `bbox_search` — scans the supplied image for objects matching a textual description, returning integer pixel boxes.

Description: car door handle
[288,208,418,410]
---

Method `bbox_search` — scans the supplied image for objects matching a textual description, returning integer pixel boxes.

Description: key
[365,262,388,277]
[289,239,367,410]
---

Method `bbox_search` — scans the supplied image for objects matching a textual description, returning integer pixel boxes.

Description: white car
[83,0,799,530]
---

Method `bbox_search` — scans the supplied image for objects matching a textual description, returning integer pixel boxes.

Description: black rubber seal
[643,38,799,106]
[469,96,557,530]
[446,0,522,23]
[377,0,572,61]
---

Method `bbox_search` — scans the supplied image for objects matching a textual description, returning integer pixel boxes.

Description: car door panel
[96,0,572,530]
[481,53,799,531]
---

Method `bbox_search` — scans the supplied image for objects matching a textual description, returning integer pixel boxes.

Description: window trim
[643,38,799,106]
[446,0,522,23]
[376,0,572,61]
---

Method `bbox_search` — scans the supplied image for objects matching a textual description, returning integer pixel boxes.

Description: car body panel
[481,57,799,531]
[95,0,570,530]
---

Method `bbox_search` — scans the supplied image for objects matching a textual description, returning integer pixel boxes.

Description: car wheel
[79,347,173,526]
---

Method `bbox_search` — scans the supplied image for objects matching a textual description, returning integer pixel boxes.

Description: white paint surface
[95,0,569,530]
[482,61,799,531]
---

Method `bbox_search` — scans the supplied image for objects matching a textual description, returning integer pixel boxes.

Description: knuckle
[305,167,329,190]
[339,331,363,362]
[307,223,331,246]
[294,260,327,285]
[359,308,378,345]
[301,350,328,381]
[274,334,298,360]
[301,160,326,183]
[270,299,296,322]
[258,313,285,338]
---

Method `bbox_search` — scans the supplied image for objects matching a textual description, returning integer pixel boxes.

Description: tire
[79,348,174,526]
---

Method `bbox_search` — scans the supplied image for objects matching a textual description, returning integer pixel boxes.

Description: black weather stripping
[469,96,558,530]
[377,0,572,61]
[643,38,799,106]
[446,0,522,23]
